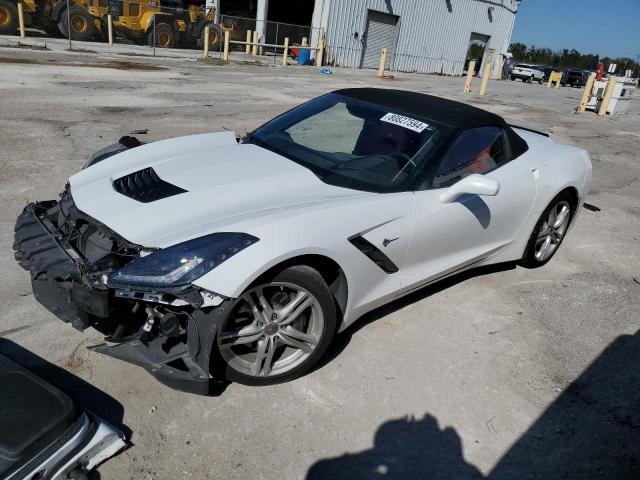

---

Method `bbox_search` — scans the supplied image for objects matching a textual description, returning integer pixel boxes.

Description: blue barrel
[298,48,311,65]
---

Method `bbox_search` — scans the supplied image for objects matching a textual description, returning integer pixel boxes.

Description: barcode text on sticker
[380,113,429,133]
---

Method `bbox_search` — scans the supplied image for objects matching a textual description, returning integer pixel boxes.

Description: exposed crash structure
[14,188,234,394]
[14,89,592,393]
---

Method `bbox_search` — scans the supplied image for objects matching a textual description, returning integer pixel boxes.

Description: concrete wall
[318,0,519,77]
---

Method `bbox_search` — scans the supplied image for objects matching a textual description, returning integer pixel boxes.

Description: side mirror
[440,174,500,203]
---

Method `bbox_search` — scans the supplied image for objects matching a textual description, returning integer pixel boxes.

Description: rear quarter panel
[489,129,592,262]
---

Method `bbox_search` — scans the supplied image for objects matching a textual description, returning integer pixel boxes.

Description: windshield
[247,93,453,193]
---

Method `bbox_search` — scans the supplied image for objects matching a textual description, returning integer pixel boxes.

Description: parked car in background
[563,68,588,87]
[510,64,545,83]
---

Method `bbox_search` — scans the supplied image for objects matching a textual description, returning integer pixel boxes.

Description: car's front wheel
[521,191,575,268]
[214,265,337,386]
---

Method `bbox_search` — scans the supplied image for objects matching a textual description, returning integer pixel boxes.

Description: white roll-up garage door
[361,10,400,70]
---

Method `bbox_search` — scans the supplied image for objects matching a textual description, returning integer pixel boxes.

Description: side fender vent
[113,167,187,203]
[349,235,399,274]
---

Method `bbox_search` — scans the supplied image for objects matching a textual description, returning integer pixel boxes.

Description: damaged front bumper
[13,200,228,395]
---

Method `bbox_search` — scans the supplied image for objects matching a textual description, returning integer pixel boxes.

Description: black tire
[147,22,175,48]
[58,6,95,41]
[0,0,18,35]
[520,190,576,268]
[510,75,515,81]
[214,265,338,386]
[538,77,543,84]
[196,22,221,50]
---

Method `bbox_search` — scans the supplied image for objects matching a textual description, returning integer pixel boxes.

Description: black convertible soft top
[334,88,528,157]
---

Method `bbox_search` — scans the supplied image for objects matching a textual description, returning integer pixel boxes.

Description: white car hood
[70,132,368,247]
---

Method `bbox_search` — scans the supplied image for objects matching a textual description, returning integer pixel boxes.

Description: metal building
[311,0,521,77]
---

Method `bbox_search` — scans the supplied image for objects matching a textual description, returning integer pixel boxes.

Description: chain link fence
[0,0,320,61]
[218,14,321,64]
[1,0,224,52]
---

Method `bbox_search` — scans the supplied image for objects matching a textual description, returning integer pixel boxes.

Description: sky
[511,0,640,59]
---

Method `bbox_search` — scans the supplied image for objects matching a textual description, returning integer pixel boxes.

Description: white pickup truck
[510,64,545,83]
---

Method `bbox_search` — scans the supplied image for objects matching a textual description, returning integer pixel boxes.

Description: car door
[400,126,537,294]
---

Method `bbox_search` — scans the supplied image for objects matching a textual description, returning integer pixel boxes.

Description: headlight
[107,233,258,288]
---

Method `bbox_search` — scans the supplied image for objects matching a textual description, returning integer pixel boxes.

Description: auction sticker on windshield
[380,113,430,133]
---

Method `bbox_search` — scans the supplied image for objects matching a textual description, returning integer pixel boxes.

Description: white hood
[70,132,367,247]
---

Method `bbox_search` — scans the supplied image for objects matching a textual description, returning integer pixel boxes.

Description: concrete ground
[1,37,639,479]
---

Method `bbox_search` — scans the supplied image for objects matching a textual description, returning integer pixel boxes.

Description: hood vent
[113,167,187,203]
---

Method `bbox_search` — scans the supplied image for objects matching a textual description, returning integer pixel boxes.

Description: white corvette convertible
[14,89,591,391]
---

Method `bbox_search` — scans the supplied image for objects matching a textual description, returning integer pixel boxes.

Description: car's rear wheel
[215,265,337,386]
[521,191,575,268]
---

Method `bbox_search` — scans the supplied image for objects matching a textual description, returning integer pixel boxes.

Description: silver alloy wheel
[217,282,324,377]
[534,200,571,262]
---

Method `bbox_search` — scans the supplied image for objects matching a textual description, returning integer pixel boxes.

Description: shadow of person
[306,414,484,480]
[489,330,640,480]
[0,338,131,439]
[308,330,640,480]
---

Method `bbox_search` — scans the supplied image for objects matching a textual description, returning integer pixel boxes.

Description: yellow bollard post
[598,75,617,116]
[464,60,475,93]
[577,73,596,113]
[315,38,324,67]
[479,62,492,96]
[107,14,113,46]
[377,48,388,78]
[495,55,504,80]
[547,71,554,88]
[223,29,230,61]
[251,31,258,56]
[245,30,251,54]
[202,26,209,58]
[282,37,289,66]
[17,2,25,38]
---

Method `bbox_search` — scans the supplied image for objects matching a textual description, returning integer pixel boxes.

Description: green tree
[508,42,527,61]
[508,43,639,74]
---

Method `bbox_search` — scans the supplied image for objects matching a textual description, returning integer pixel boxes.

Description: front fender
[193,244,351,305]
[191,192,414,327]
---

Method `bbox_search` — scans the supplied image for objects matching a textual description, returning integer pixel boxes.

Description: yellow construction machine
[0,0,107,40]
[110,0,236,49]
[0,0,240,48]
